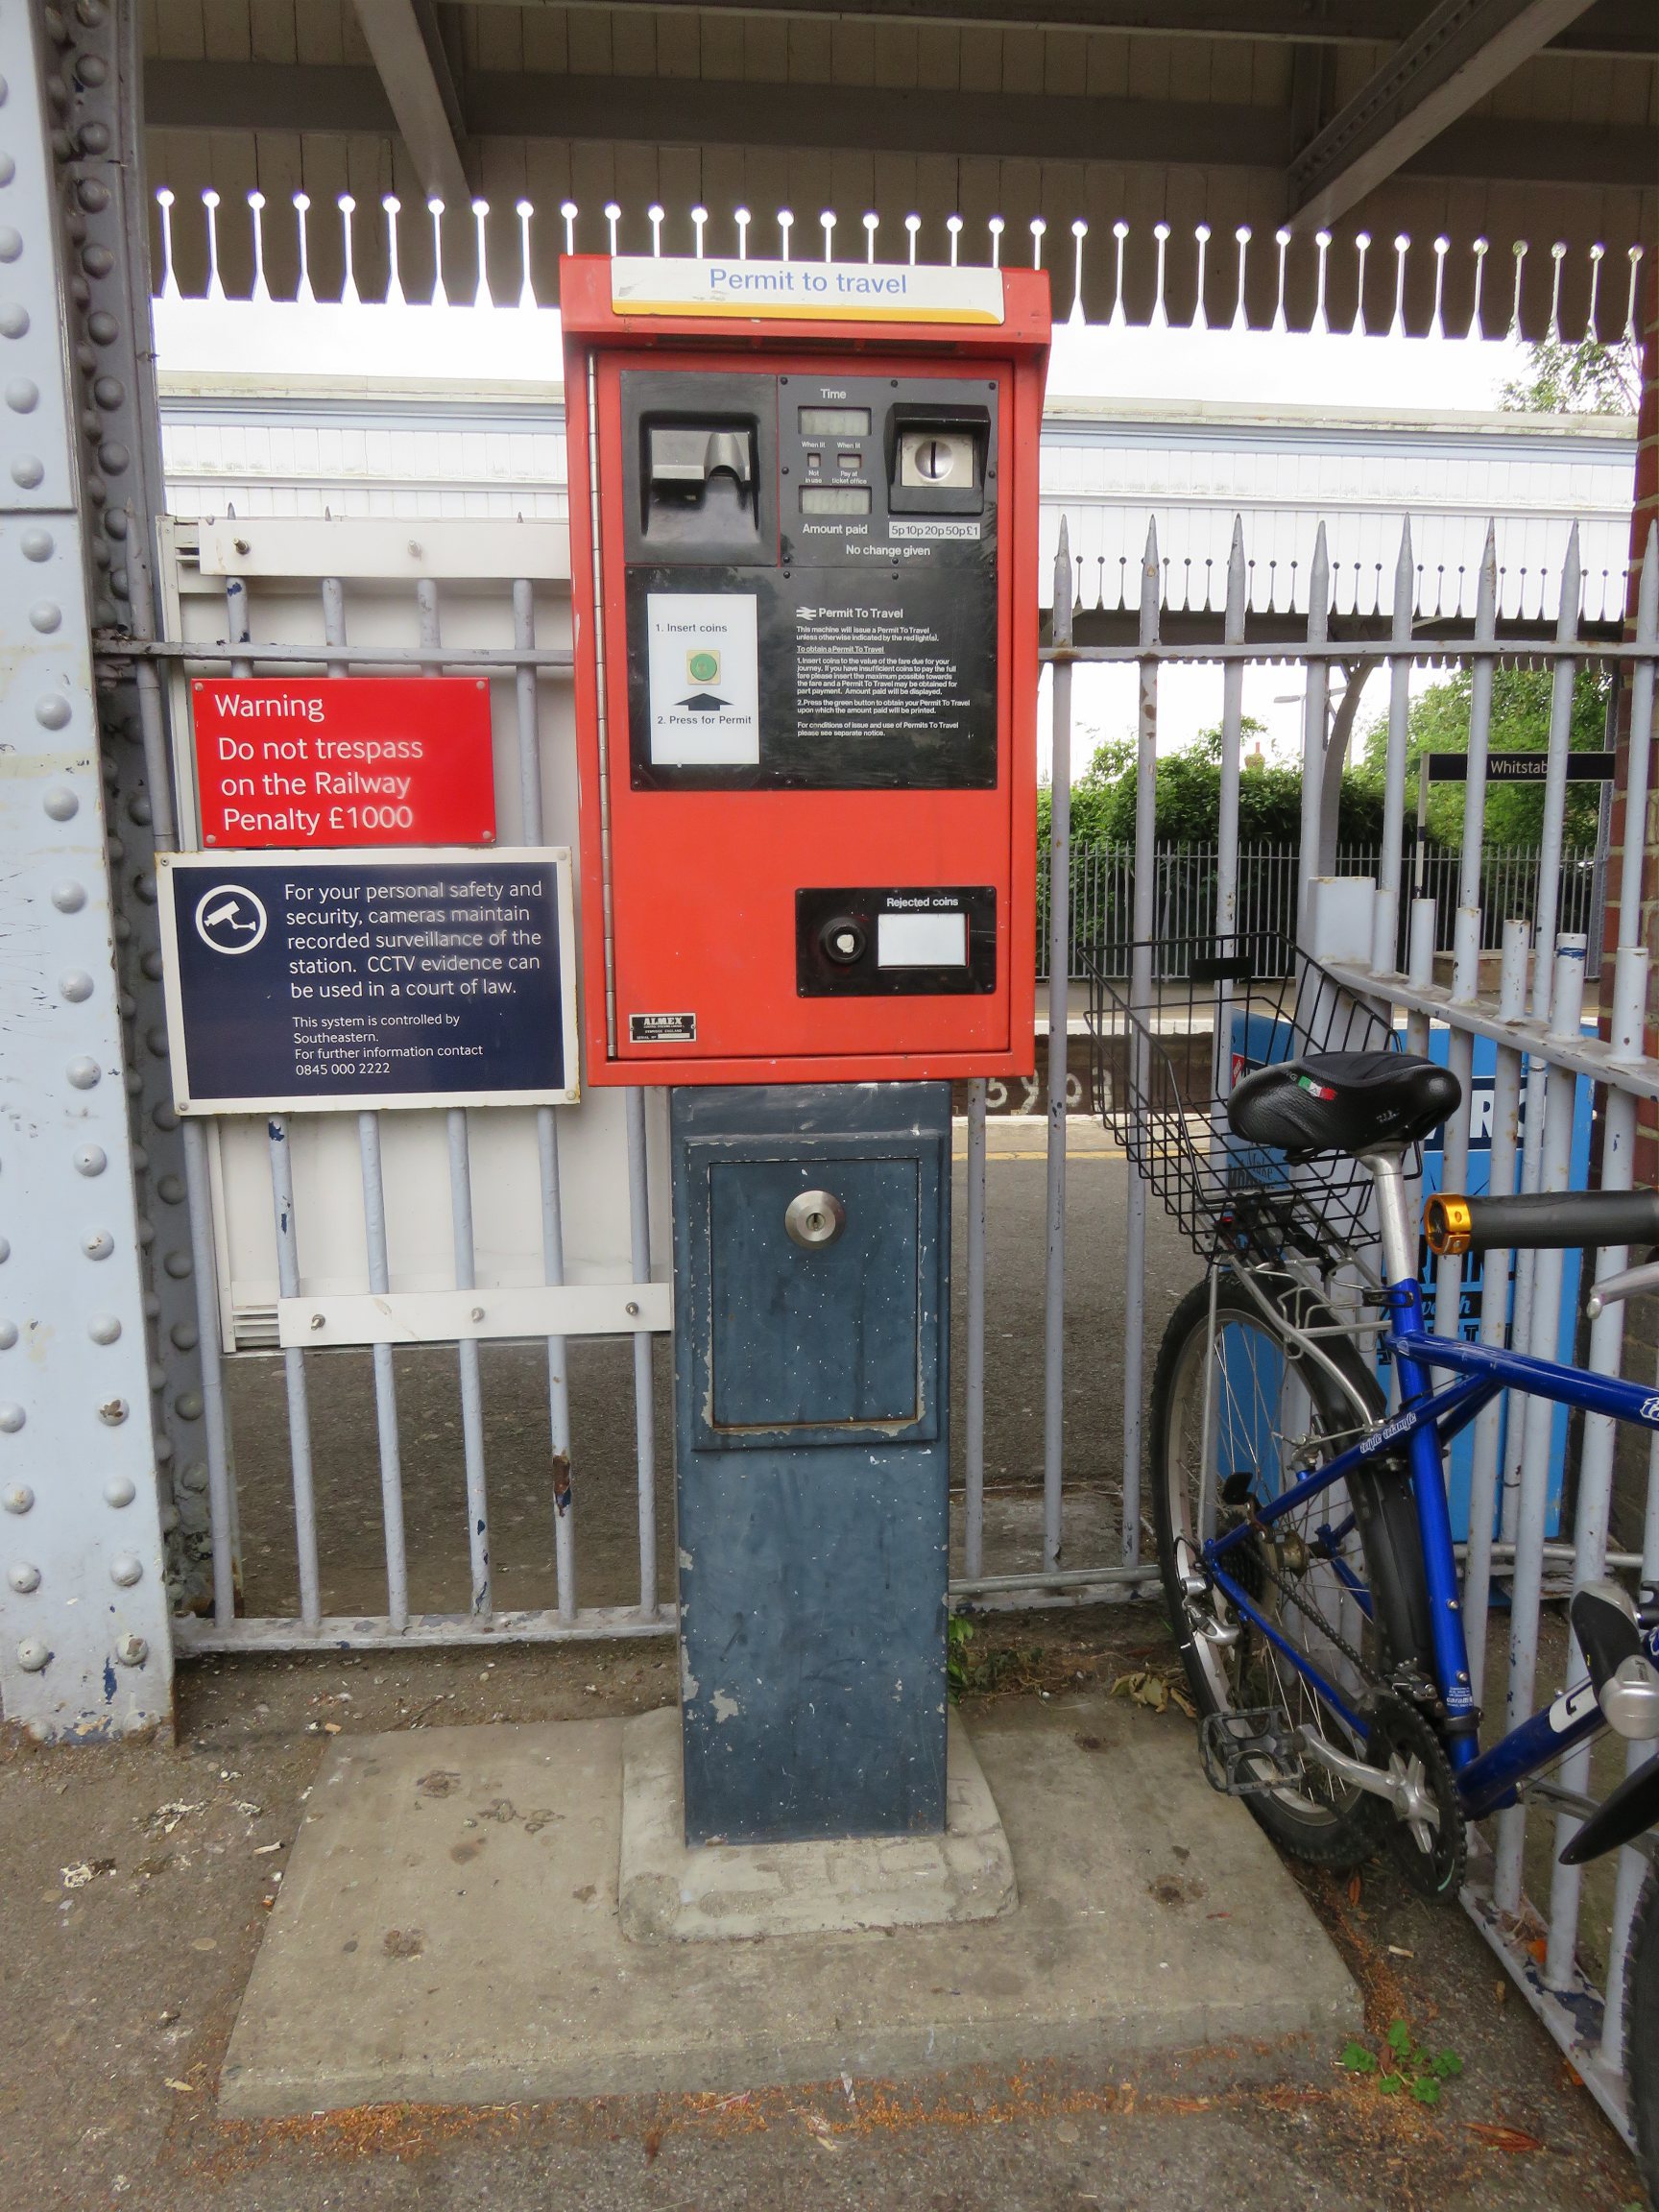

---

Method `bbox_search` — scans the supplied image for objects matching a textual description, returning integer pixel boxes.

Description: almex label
[191,678,497,849]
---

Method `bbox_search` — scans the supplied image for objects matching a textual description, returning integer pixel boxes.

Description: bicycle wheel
[1626,1868,1659,2206]
[1151,1272,1432,1867]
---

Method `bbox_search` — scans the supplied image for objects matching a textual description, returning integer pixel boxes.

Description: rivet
[99,440,129,474]
[29,601,60,633]
[162,1250,191,1280]
[76,177,109,211]
[74,1144,106,1177]
[624,1301,640,1316]
[86,309,116,343]
[134,873,156,903]
[0,1238,10,1262]
[175,1391,203,1421]
[78,121,109,156]
[0,228,22,262]
[76,55,108,88]
[8,1563,39,1594]
[4,376,37,413]
[36,695,71,729]
[59,970,93,1003]
[15,1637,49,1672]
[98,1399,129,1427]
[2,1484,34,1514]
[127,794,152,827]
[140,948,163,979]
[81,243,113,278]
[0,1320,15,1349]
[10,455,41,489]
[42,785,77,819]
[141,1292,158,1319]
[0,155,13,188]
[65,1056,101,1090]
[93,375,122,409]
[105,507,128,541]
[309,1311,325,1330]
[0,301,26,338]
[83,1228,114,1260]
[87,1313,121,1345]
[106,836,124,863]
[0,1403,24,1432]
[114,1633,148,1668]
[50,880,84,913]
[77,2,106,27]
[169,1322,198,1353]
[103,1475,135,1507]
[109,1551,142,1586]
[151,1103,179,1133]
[156,1174,184,1205]
[146,1027,167,1058]
[20,525,54,562]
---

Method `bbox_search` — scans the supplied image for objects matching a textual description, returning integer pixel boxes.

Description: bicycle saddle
[1227,1051,1460,1158]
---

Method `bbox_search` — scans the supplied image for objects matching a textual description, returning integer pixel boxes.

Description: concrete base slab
[617,1706,1018,1942]
[218,1695,1360,2117]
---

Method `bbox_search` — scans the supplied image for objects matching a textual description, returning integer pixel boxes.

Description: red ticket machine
[562,252,1050,1084]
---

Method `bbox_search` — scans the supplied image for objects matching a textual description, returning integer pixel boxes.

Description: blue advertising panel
[157,848,579,1113]
[1416,1024,1592,1544]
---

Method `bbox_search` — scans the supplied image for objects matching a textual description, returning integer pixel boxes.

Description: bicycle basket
[1080,931,1408,1265]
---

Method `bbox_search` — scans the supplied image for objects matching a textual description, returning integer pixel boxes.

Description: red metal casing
[561,253,1049,1085]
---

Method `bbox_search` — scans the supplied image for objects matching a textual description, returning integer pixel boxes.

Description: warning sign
[191,678,497,849]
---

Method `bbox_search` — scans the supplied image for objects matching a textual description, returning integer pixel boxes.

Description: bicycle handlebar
[1425,1188,1659,1259]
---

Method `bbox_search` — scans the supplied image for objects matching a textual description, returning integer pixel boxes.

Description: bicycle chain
[1234,1520,1382,1694]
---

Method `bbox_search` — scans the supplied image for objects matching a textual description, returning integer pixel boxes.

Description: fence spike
[989,214,1004,271]
[471,199,492,308]
[1311,228,1331,335]
[1231,224,1250,332]
[382,194,404,307]
[1351,229,1371,336]
[426,198,446,308]
[1431,234,1449,339]
[202,189,224,304]
[338,194,359,308]
[1584,242,1603,343]
[295,192,315,307]
[1467,236,1489,341]
[248,191,270,305]
[1191,223,1210,332]
[517,201,536,308]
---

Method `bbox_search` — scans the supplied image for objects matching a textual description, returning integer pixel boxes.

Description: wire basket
[1081,932,1407,1266]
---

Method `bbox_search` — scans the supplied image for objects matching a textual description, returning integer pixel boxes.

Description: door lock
[784,1190,847,1249]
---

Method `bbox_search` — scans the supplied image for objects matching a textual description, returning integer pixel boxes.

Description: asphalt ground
[0,1135,1647,2209]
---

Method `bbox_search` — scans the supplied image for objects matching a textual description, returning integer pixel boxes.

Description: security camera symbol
[194,883,268,955]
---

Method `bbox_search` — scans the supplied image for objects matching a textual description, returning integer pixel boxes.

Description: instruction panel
[157,849,578,1112]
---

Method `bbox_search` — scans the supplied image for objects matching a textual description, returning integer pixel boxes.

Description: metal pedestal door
[670,1082,950,1845]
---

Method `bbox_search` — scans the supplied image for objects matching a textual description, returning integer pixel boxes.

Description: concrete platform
[617,1705,1017,1942]
[218,1696,1360,2117]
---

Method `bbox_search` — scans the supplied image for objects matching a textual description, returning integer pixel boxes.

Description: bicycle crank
[1295,1694,1465,1901]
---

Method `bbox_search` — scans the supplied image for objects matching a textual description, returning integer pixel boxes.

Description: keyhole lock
[915,438,953,481]
[784,1190,847,1249]
[819,915,866,966]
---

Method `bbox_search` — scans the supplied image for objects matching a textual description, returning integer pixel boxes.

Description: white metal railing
[1034,506,1658,2149]
[101,503,1658,2144]
[150,184,1649,347]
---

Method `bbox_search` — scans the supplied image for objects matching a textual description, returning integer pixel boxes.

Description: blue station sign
[156,848,579,1113]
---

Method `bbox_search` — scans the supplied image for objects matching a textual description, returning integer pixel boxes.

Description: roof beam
[1289,0,1600,228]
[349,0,470,207]
[449,0,1655,57]
[144,59,1659,187]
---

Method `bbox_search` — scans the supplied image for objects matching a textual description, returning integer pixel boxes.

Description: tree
[1044,720,1384,849]
[1351,665,1609,850]
[1500,335,1641,417]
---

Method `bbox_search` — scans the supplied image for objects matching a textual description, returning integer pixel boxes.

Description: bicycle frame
[1201,1234,1659,1825]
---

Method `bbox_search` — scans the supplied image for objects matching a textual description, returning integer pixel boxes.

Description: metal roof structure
[140,0,1657,337]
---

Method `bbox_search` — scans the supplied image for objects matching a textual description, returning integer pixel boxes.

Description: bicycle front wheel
[1151,1273,1431,1868]
[1626,1868,1659,2205]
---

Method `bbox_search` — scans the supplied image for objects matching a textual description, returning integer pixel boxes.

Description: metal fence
[1026,506,1657,2152]
[1038,840,1601,981]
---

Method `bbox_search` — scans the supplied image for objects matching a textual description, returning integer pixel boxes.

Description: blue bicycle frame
[1202,1267,1659,1823]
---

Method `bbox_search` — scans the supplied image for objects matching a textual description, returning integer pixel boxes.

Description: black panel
[625,565,997,790]
[618,368,779,566]
[796,884,997,995]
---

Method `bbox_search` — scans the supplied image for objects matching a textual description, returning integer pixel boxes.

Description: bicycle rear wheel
[1151,1273,1431,1868]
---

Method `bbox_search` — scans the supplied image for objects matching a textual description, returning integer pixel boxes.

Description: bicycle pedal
[1199,1708,1306,1797]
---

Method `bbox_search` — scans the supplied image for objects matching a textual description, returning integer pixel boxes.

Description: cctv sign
[191,678,497,849]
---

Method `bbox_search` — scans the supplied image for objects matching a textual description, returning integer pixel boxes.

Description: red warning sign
[191,678,497,849]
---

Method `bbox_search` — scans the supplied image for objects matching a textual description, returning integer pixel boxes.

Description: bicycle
[1086,932,1659,2192]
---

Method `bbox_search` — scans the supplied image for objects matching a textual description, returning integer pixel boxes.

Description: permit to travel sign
[191,677,497,849]
[610,255,1004,325]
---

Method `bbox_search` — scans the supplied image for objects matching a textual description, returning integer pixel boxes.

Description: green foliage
[1352,665,1609,851]
[1500,334,1641,417]
[946,1613,975,1703]
[1338,2019,1463,2107]
[1042,719,1382,851]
